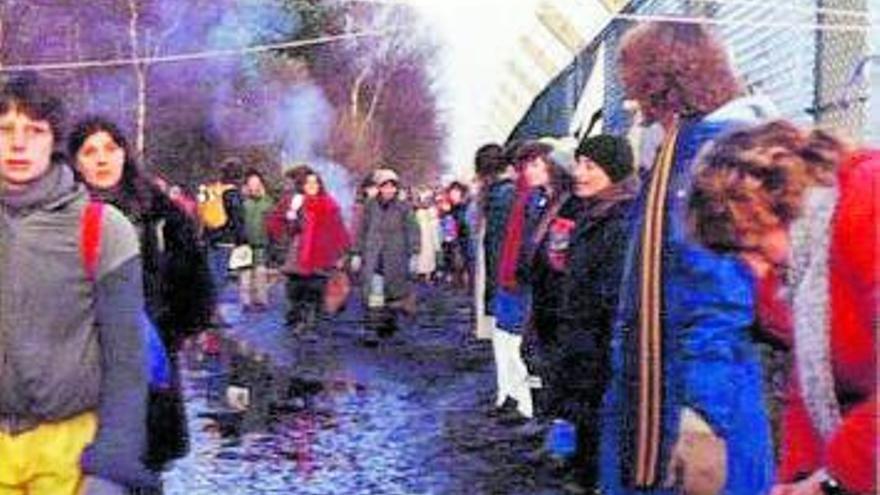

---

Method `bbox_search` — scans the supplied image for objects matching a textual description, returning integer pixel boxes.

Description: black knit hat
[575,134,634,183]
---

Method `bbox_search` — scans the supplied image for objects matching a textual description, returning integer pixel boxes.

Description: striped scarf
[623,123,680,488]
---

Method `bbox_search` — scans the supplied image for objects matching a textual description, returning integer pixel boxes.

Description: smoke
[6,1,355,213]
[275,81,355,224]
[147,0,357,218]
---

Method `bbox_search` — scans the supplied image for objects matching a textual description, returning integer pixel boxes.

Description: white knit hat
[372,168,400,186]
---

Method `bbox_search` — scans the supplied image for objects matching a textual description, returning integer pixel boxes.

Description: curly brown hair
[688,120,847,253]
[619,21,742,124]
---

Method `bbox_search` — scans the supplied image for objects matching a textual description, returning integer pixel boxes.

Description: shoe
[485,400,514,418]
[496,406,530,425]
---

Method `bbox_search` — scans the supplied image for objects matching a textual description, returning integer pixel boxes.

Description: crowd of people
[0,19,875,495]
[468,21,876,495]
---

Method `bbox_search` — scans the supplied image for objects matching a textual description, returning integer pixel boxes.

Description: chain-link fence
[510,0,875,144]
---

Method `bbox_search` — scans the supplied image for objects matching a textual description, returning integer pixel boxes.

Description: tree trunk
[351,68,369,120]
[359,76,384,142]
[128,0,147,163]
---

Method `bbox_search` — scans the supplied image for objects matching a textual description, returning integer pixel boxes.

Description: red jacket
[266,192,350,275]
[765,151,878,493]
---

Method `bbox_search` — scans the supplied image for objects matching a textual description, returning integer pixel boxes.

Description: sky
[409,0,542,178]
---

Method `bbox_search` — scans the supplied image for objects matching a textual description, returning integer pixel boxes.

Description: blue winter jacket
[493,187,549,334]
[601,98,777,495]
[483,178,516,315]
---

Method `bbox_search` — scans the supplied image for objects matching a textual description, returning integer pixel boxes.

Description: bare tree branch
[127,0,147,162]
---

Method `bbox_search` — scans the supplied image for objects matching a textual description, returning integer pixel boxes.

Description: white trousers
[491,324,534,418]
[473,225,493,341]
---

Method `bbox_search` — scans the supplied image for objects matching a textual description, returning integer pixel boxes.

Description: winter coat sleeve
[672,243,756,438]
[354,201,373,256]
[80,256,159,490]
[824,151,879,494]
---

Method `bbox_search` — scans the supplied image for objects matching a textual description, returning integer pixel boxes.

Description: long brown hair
[68,116,157,219]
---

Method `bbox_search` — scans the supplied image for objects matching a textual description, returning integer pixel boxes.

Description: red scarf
[498,177,531,290]
[297,194,351,275]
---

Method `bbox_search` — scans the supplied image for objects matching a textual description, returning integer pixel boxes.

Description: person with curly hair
[689,121,877,495]
[600,21,778,495]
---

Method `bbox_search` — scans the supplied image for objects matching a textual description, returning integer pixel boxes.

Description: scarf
[0,165,76,212]
[497,176,531,290]
[580,175,639,221]
[788,186,842,440]
[297,194,351,275]
[623,123,679,488]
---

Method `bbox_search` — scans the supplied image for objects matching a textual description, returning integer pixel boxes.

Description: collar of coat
[789,186,842,440]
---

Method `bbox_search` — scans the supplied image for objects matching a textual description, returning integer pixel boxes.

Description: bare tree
[127,0,147,162]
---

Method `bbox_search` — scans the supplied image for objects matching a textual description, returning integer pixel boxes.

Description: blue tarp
[506,48,599,143]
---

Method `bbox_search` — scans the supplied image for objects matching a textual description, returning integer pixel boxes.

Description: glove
[664,409,727,495]
[409,255,420,274]
[286,194,304,221]
[349,255,362,273]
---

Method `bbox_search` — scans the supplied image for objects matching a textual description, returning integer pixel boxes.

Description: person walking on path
[268,167,350,334]
[240,169,275,312]
[0,74,157,495]
[413,186,441,282]
[350,168,420,339]
[69,116,215,474]
[198,158,247,325]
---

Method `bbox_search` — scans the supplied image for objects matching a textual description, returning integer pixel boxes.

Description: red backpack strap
[80,201,105,282]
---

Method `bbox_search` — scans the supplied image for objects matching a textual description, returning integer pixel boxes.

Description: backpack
[198,183,234,230]
[80,202,172,389]
[81,201,188,468]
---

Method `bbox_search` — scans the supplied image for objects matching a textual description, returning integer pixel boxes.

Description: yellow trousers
[0,412,97,495]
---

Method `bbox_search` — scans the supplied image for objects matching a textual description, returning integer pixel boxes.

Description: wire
[0,30,393,73]
[610,12,872,32]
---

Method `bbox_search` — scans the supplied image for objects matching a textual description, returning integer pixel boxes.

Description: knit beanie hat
[575,134,634,183]
[372,168,400,186]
